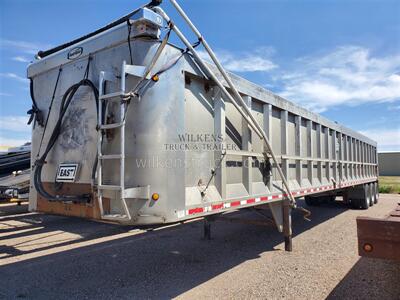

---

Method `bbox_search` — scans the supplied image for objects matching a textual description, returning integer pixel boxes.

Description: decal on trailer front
[56,163,79,182]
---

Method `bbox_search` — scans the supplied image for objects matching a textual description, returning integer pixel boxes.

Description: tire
[369,183,374,207]
[370,182,377,205]
[375,182,379,204]
[360,184,370,209]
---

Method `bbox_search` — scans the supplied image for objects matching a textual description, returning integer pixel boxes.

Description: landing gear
[201,202,293,252]
[283,200,292,252]
[203,216,212,240]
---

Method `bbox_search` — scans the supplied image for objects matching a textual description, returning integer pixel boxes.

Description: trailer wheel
[370,182,377,205]
[368,183,374,207]
[360,184,371,209]
[374,182,379,204]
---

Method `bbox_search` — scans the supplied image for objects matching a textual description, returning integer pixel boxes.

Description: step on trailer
[28,0,378,251]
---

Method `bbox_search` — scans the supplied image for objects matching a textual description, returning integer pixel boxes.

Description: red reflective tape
[272,195,280,199]
[260,196,268,201]
[230,201,240,207]
[188,207,204,215]
[247,198,255,204]
[283,193,288,197]
[212,203,224,210]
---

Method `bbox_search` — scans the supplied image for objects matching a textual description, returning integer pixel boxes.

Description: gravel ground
[0,195,399,299]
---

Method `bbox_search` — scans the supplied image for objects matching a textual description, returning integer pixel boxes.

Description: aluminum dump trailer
[27,3,378,250]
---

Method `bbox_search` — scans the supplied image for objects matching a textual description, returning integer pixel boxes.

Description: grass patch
[379,176,400,194]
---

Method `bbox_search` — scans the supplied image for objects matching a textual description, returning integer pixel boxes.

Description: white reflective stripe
[177,210,185,218]
[240,200,247,205]
[255,197,261,202]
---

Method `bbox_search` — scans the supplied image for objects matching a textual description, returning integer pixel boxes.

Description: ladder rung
[99,154,123,160]
[100,123,124,130]
[99,91,126,100]
[98,185,121,190]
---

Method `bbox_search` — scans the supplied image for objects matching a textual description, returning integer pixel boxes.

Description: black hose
[33,79,99,202]
[27,79,44,127]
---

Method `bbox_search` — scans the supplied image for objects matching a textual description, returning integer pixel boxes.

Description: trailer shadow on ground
[0,199,350,298]
[0,201,28,218]
[327,257,400,300]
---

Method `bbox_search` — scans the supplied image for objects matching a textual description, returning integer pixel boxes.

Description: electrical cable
[36,67,62,158]
[27,79,44,127]
[152,38,201,79]
[127,20,134,65]
[33,58,99,202]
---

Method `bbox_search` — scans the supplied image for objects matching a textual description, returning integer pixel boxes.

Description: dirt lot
[0,195,399,299]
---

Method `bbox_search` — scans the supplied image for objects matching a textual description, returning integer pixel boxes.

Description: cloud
[198,47,278,73]
[12,56,30,63]
[0,92,13,97]
[0,136,30,148]
[360,128,400,151]
[0,39,52,55]
[196,45,400,114]
[0,72,29,83]
[277,46,400,112]
[0,116,31,133]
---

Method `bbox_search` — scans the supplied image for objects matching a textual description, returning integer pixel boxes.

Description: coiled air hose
[33,78,99,202]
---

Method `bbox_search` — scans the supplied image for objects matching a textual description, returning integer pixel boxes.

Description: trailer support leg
[283,200,292,251]
[203,216,212,240]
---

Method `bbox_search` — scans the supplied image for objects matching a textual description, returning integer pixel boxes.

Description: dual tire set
[305,181,379,210]
[350,182,379,209]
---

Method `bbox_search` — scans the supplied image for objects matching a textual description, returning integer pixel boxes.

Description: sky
[0,0,399,151]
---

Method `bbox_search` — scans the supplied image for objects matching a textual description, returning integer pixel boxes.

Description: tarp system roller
[36,0,163,59]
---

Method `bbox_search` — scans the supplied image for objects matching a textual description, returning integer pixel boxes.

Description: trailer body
[27,8,378,231]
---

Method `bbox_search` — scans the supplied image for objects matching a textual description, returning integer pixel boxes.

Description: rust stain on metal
[36,182,104,220]
[357,204,400,261]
